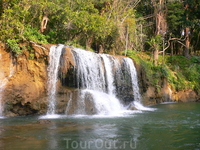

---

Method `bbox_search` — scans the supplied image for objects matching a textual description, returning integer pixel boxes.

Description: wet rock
[59,47,76,88]
[36,120,51,124]
[127,104,138,110]
[0,44,48,116]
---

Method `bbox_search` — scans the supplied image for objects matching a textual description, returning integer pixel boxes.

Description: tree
[145,0,167,65]
[166,0,200,57]
[146,34,163,65]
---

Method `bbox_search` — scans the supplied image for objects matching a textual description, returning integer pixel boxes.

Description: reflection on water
[0,102,199,150]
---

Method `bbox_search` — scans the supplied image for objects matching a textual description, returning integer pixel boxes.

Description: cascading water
[44,45,152,117]
[0,78,8,117]
[0,78,6,117]
[65,92,72,115]
[0,54,10,117]
[122,58,153,110]
[71,48,124,115]
[72,48,106,91]
[123,57,141,102]
[67,47,147,115]
[0,53,15,117]
[0,54,3,117]
[46,44,64,115]
[101,54,116,96]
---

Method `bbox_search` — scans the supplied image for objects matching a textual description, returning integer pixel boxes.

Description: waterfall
[0,78,7,117]
[46,44,64,115]
[122,58,147,110]
[72,48,106,91]
[65,92,72,115]
[68,47,144,115]
[0,52,15,117]
[122,57,141,102]
[70,48,125,115]
[45,45,150,117]
[0,54,3,116]
[0,53,6,117]
[101,54,116,96]
[168,87,172,100]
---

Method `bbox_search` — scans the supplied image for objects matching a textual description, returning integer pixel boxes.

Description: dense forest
[0,0,200,92]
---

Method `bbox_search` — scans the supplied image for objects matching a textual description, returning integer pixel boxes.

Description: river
[0,102,199,150]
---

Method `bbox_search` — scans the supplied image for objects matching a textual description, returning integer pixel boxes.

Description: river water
[0,102,199,150]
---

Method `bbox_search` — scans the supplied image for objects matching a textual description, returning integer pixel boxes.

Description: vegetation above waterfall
[0,0,200,93]
[128,50,200,93]
[1,0,199,54]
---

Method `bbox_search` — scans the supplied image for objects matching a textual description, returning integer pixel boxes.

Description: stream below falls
[0,102,200,150]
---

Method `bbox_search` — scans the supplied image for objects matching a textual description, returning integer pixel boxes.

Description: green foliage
[183,65,199,81]
[123,49,141,65]
[191,55,200,63]
[6,39,22,56]
[123,49,136,57]
[0,0,138,55]
[23,26,48,43]
[167,55,189,70]
[167,2,184,35]
[164,55,200,91]
[29,53,35,60]
[146,35,163,51]
[130,51,200,92]
[166,0,200,53]
[0,0,50,57]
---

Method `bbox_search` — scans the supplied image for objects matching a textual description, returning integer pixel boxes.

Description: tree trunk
[171,41,173,56]
[86,37,93,50]
[183,3,190,58]
[184,27,190,58]
[153,49,159,65]
[152,0,167,65]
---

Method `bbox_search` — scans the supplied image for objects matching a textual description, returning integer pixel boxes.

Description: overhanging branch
[30,41,47,51]
[158,36,187,54]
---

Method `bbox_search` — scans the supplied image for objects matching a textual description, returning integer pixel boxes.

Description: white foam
[39,114,64,119]
[133,101,156,111]
[160,101,177,104]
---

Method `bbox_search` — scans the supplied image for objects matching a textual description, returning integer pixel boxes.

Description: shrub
[6,39,22,56]
[23,26,48,44]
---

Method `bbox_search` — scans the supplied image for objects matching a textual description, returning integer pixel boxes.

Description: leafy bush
[191,55,200,63]
[184,65,199,81]
[130,52,200,92]
[167,55,189,69]
[6,39,22,56]
[23,26,48,44]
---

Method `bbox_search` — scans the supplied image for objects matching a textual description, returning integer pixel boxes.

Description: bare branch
[177,40,187,47]
[158,35,187,54]
[30,41,47,51]
[158,40,170,54]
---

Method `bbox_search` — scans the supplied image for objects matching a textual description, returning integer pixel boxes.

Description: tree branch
[177,40,187,47]
[30,41,47,51]
[158,39,170,54]
[158,35,187,54]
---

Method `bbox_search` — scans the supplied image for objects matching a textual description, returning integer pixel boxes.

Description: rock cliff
[0,44,199,116]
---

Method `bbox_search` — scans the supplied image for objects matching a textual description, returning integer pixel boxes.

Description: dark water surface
[0,102,200,150]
